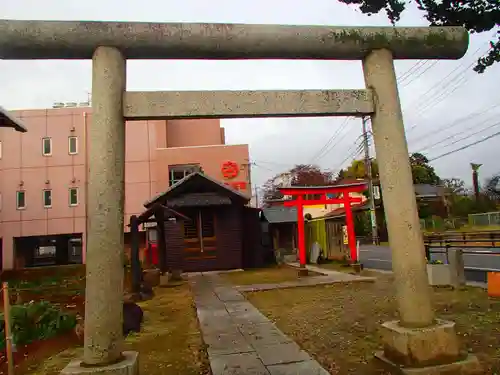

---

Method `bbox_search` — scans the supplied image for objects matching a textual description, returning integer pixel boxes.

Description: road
[360,245,500,283]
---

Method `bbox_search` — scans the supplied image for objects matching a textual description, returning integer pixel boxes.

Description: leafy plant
[0,301,77,349]
[428,259,444,265]
[337,0,499,73]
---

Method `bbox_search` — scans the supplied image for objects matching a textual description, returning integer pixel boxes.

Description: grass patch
[246,273,500,374]
[220,265,323,286]
[29,283,210,375]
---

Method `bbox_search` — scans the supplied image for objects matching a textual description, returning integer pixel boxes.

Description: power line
[407,43,485,110]
[252,159,291,167]
[404,43,491,132]
[397,60,427,84]
[408,101,500,148]
[309,117,352,163]
[414,113,500,153]
[251,162,276,173]
[399,61,438,88]
[429,126,500,162]
[333,134,367,172]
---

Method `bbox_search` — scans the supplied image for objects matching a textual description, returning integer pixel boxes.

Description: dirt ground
[220,265,323,285]
[246,272,500,375]
[29,282,210,375]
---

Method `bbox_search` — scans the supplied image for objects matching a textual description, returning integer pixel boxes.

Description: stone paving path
[188,272,331,375]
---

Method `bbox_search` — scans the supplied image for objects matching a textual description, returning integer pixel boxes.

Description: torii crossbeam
[279,182,367,267]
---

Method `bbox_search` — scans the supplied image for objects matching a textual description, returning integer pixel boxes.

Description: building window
[42,137,52,156]
[43,189,52,208]
[168,164,201,186]
[16,191,26,209]
[68,237,83,264]
[68,136,78,155]
[69,188,79,206]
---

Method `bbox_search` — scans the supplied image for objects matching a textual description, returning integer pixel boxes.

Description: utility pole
[471,163,482,200]
[254,185,259,208]
[362,116,379,245]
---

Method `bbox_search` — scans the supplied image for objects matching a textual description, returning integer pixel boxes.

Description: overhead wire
[251,162,276,173]
[397,60,426,84]
[407,43,486,111]
[332,134,367,172]
[310,48,466,166]
[404,41,493,133]
[408,103,500,148]
[309,117,352,163]
[429,126,500,162]
[421,121,500,155]
[409,102,500,150]
[399,61,439,88]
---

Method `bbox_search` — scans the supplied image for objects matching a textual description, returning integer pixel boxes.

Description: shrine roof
[0,106,27,132]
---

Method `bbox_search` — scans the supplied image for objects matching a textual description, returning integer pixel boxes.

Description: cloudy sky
[2,0,499,190]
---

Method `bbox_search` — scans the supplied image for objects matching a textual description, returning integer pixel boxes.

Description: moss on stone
[327,27,466,55]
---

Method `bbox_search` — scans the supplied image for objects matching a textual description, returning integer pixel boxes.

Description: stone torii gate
[0,20,480,374]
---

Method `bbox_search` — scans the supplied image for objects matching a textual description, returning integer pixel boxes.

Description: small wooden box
[487,272,500,298]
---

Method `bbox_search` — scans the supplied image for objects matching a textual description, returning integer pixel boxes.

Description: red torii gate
[279,182,368,268]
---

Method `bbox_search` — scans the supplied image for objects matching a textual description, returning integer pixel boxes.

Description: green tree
[442,178,467,195]
[409,153,441,184]
[484,173,500,201]
[338,0,500,73]
[262,164,335,202]
[338,152,441,185]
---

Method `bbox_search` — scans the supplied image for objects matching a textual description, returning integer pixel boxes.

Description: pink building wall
[0,107,250,270]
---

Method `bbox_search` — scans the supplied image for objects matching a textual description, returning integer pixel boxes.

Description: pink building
[0,106,251,270]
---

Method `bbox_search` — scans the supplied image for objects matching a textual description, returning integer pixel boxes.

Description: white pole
[356,240,360,263]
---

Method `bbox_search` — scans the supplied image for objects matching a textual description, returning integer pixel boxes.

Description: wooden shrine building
[136,172,263,274]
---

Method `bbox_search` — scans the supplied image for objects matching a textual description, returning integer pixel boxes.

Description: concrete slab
[267,360,331,375]
[60,351,138,375]
[214,286,246,302]
[197,309,231,326]
[253,342,311,366]
[239,323,293,346]
[225,301,259,314]
[199,316,236,334]
[230,309,270,325]
[210,352,270,375]
[204,331,254,356]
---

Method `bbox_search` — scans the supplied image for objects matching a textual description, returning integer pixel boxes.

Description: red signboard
[221,161,239,179]
[224,181,247,191]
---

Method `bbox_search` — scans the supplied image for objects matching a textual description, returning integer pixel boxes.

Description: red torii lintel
[279,182,368,267]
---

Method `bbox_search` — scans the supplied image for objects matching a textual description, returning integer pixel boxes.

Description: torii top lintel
[279,182,367,197]
[0,20,468,60]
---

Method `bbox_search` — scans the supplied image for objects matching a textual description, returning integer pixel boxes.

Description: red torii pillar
[279,182,367,269]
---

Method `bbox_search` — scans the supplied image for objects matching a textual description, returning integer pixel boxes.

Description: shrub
[0,301,77,349]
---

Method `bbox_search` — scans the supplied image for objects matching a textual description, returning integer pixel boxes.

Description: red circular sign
[221,161,239,179]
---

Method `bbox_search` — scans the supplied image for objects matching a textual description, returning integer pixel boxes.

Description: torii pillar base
[61,352,139,375]
[374,320,481,374]
[297,266,309,277]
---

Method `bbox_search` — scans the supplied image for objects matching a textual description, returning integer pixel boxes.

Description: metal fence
[469,211,500,227]
[419,217,467,232]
